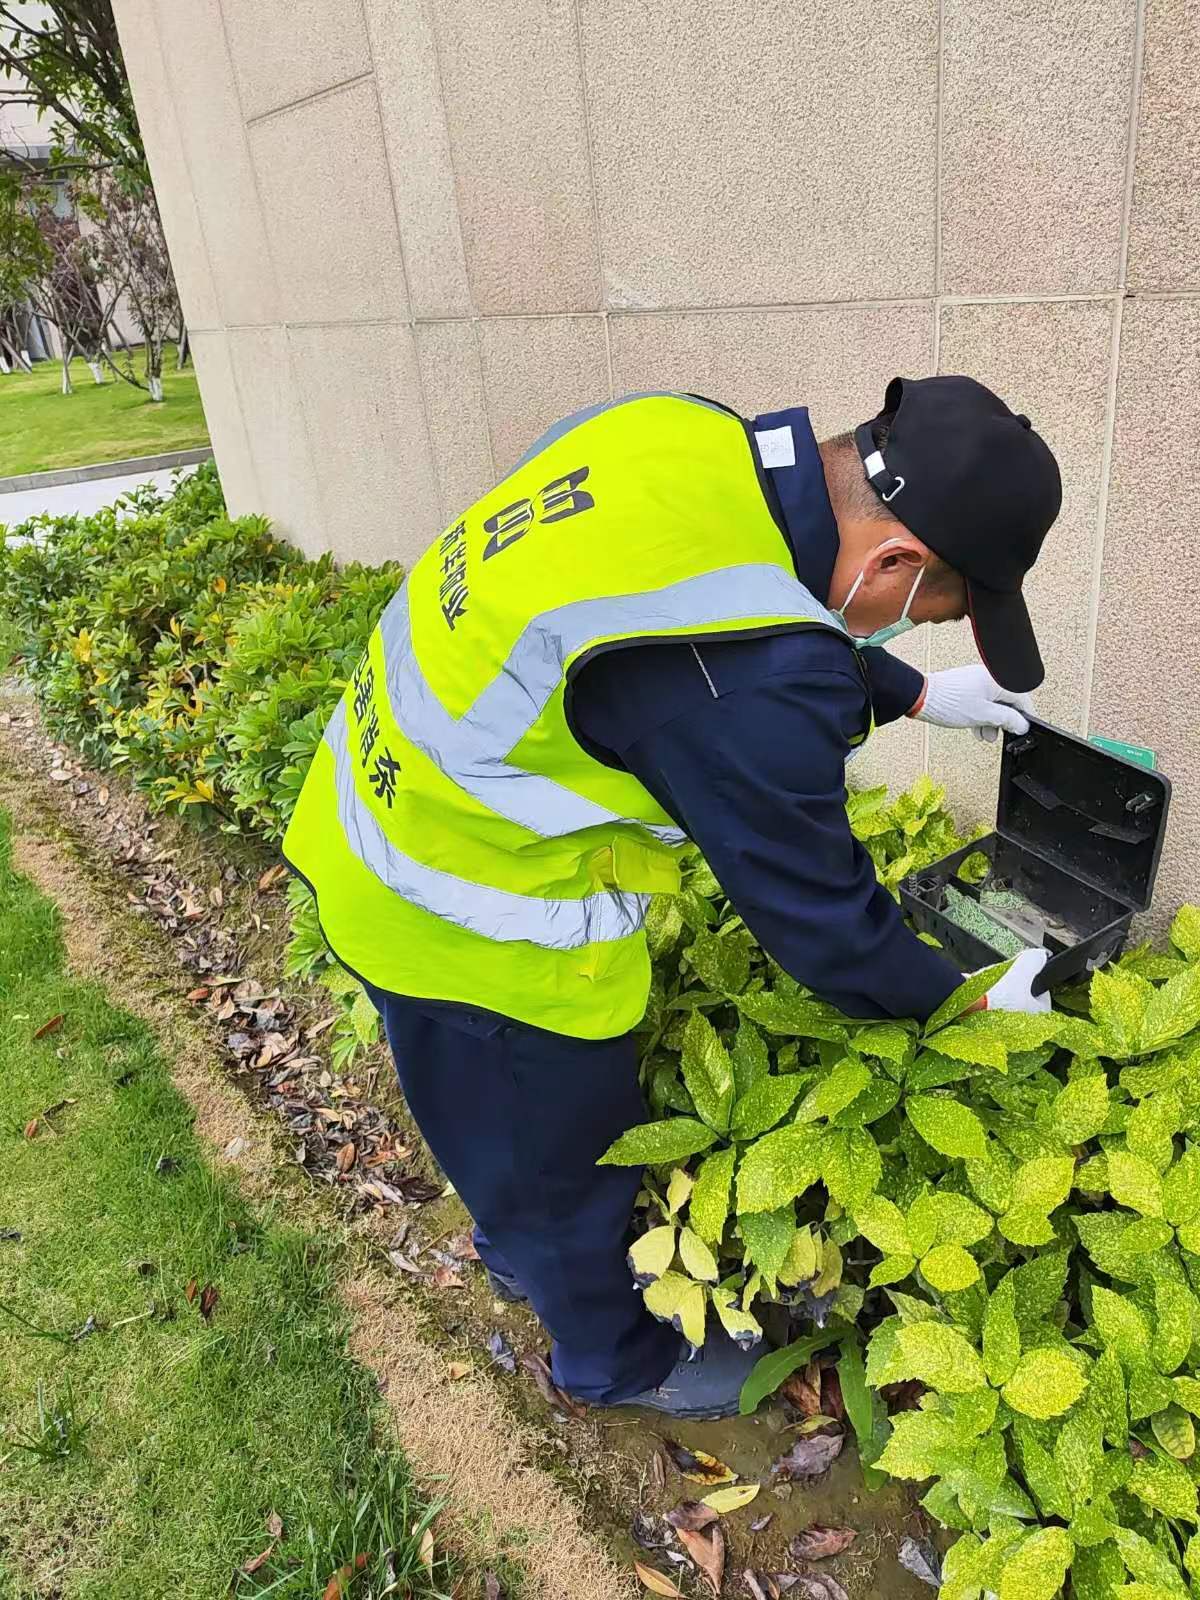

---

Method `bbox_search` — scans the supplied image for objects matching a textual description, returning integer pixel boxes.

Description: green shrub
[605,824,1200,1598]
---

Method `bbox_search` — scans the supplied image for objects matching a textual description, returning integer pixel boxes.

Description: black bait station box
[900,718,1172,995]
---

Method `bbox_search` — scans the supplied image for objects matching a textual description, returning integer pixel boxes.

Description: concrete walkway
[0,462,198,530]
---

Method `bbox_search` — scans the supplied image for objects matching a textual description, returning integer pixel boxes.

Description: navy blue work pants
[366,989,680,1403]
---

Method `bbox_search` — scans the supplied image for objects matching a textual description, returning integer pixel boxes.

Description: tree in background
[0,0,184,394]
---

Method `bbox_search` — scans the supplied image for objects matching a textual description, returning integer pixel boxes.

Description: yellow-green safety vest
[283,392,867,1039]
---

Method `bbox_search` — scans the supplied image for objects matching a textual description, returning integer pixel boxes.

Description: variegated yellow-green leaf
[925,1024,1009,1071]
[1050,1071,1111,1145]
[1090,963,1153,1058]
[598,1117,718,1167]
[923,963,1011,1036]
[666,1167,694,1215]
[628,1224,676,1284]
[907,1191,993,1252]
[684,926,752,996]
[699,1482,760,1513]
[730,1019,769,1098]
[1164,1144,1200,1227]
[735,1124,823,1214]
[1108,1148,1165,1218]
[853,1194,912,1256]
[688,1145,736,1245]
[921,1243,980,1293]
[998,1204,1056,1247]
[1114,1526,1187,1592]
[996,1525,1074,1600]
[1151,1402,1196,1460]
[852,1021,914,1065]
[811,1235,843,1298]
[1129,1356,1176,1422]
[795,1058,870,1124]
[983,1274,1021,1387]
[777,1224,818,1287]
[965,1145,1016,1213]
[1128,1088,1185,1173]
[1141,963,1200,1053]
[681,1011,735,1132]
[677,1225,719,1283]
[1091,1284,1152,1360]
[906,1095,988,1160]
[1052,1408,1103,1511]
[831,1077,902,1127]
[1178,1220,1200,1255]
[1010,1155,1076,1214]
[1088,1345,1128,1448]
[643,1271,707,1348]
[869,1254,916,1289]
[1130,1452,1199,1520]
[739,1206,796,1289]
[710,1284,762,1350]
[728,1073,803,1139]
[1002,1348,1088,1419]
[821,1128,881,1208]
[892,1321,988,1393]
[1152,1278,1196,1375]
[1171,904,1200,962]
[1175,1375,1200,1419]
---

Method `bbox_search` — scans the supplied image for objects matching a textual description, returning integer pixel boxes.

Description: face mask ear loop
[837,568,866,621]
[900,563,926,625]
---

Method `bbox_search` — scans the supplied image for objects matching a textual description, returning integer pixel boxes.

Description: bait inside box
[900,718,1172,993]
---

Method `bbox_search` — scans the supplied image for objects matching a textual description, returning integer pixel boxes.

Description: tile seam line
[242,68,377,127]
[215,0,332,544]
[925,0,945,776]
[1080,0,1147,736]
[567,0,613,399]
[356,14,445,522]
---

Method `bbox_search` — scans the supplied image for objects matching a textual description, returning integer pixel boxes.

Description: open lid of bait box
[899,717,1172,992]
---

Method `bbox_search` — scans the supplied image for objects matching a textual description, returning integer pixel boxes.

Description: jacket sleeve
[572,642,961,1022]
[857,645,925,725]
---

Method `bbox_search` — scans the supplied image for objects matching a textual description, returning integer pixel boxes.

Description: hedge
[7,468,1200,1599]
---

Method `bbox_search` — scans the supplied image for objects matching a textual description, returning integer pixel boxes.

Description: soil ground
[0,681,937,1600]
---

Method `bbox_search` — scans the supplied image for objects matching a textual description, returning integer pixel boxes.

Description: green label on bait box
[1089,734,1157,770]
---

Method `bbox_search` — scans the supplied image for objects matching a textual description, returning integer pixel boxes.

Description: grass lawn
[0,808,457,1599]
[0,357,210,478]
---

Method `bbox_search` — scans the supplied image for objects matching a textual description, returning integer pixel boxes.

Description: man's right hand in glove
[966,947,1052,1015]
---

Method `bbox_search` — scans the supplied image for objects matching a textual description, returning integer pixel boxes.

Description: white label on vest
[755,425,795,469]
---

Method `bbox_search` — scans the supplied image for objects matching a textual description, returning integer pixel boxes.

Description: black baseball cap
[854,375,1062,694]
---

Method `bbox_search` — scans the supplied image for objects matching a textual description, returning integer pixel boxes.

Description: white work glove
[915,665,1035,744]
[979,948,1052,1014]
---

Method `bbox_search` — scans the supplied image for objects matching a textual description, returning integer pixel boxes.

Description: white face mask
[833,539,926,650]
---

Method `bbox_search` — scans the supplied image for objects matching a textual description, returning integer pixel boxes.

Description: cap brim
[967,582,1044,695]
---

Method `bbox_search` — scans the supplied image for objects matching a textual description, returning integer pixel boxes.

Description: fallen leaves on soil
[665,1501,718,1533]
[198,1283,219,1322]
[749,1513,773,1534]
[32,1013,64,1039]
[447,1361,471,1381]
[486,1330,515,1373]
[23,1118,38,1139]
[677,1522,725,1597]
[789,1527,856,1562]
[771,1433,844,1482]
[897,1538,942,1589]
[483,1576,503,1600]
[701,1483,761,1514]
[662,1439,736,1485]
[519,1351,586,1419]
[321,1553,368,1599]
[266,1511,284,1539]
[634,1561,685,1597]
[790,1574,850,1600]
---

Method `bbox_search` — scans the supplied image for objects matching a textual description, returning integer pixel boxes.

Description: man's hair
[821,418,963,599]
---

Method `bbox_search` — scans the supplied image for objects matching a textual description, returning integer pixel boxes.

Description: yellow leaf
[213,575,227,594]
[446,1361,470,1381]
[700,1482,761,1514]
[414,1526,434,1574]
[193,779,215,802]
[634,1561,685,1597]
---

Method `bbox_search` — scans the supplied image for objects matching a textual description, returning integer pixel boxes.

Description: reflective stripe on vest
[376,563,843,840]
[326,700,650,949]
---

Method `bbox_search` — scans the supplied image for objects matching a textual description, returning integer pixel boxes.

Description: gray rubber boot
[604,1329,762,1420]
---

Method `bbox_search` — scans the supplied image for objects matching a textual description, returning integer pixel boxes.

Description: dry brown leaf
[416,1526,434,1574]
[321,1553,368,1600]
[199,1283,220,1322]
[184,1277,198,1304]
[633,1561,685,1597]
[771,1432,844,1482]
[447,1361,471,1381]
[258,863,288,892]
[780,1361,823,1417]
[662,1440,735,1486]
[267,1510,284,1539]
[789,1526,857,1562]
[32,1013,64,1040]
[820,1365,846,1423]
[242,1545,274,1575]
[23,1118,38,1140]
[186,987,210,1002]
[665,1501,718,1533]
[651,1445,667,1496]
[677,1524,725,1598]
[743,1572,773,1600]
[336,1141,358,1174]
[432,1265,466,1290]
[519,1351,587,1419]
[483,1576,503,1600]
